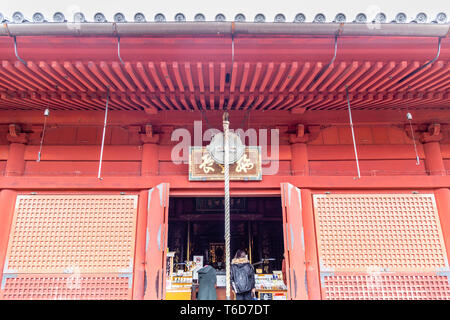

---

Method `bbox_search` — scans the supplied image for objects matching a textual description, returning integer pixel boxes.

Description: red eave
[0,35,449,112]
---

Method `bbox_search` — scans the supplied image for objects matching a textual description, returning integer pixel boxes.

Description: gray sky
[1,0,448,23]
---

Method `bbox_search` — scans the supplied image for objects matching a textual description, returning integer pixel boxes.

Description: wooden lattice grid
[313,194,448,272]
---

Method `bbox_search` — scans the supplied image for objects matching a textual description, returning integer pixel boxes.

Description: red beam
[0,175,448,190]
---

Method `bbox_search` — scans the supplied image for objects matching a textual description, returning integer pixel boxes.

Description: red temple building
[0,11,449,300]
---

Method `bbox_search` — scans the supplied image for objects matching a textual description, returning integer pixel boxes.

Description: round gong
[206,132,245,165]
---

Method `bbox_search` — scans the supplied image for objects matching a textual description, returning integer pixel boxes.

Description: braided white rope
[223,114,231,300]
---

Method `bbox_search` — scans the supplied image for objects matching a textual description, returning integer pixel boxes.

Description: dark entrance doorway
[168,197,284,272]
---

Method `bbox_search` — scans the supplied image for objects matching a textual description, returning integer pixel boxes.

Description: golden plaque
[189,146,262,181]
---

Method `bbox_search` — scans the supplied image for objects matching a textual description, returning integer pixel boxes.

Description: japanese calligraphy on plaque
[189,146,262,181]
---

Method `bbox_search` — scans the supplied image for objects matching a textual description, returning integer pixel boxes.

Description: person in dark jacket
[197,261,217,300]
[230,249,256,300]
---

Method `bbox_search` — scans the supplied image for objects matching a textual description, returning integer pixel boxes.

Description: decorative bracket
[6,124,28,144]
[420,123,443,143]
[289,124,322,144]
[140,124,160,144]
[404,123,443,144]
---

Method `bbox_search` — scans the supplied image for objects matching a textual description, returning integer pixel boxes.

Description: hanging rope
[406,112,420,165]
[222,111,231,300]
[97,86,110,179]
[345,86,361,179]
[37,108,50,162]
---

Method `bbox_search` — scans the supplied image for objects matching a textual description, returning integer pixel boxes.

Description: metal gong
[207,132,245,165]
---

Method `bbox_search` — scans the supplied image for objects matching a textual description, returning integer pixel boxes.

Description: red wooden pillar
[290,143,309,176]
[132,190,149,300]
[141,143,159,176]
[0,189,17,286]
[423,141,446,176]
[5,125,28,176]
[421,124,446,176]
[289,124,310,176]
[140,125,160,176]
[289,125,320,298]
[5,143,26,176]
[421,125,449,262]
[435,188,450,261]
[300,189,321,300]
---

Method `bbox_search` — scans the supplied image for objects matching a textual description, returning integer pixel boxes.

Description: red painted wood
[0,145,8,160]
[0,190,17,291]
[290,143,309,176]
[424,141,446,176]
[133,190,148,300]
[0,175,448,191]
[300,188,321,300]
[24,161,141,176]
[142,144,159,176]
[144,183,169,300]
[308,145,425,160]
[23,145,142,161]
[309,159,427,176]
[1,109,449,127]
[281,183,308,300]
[435,188,450,263]
[5,143,26,176]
